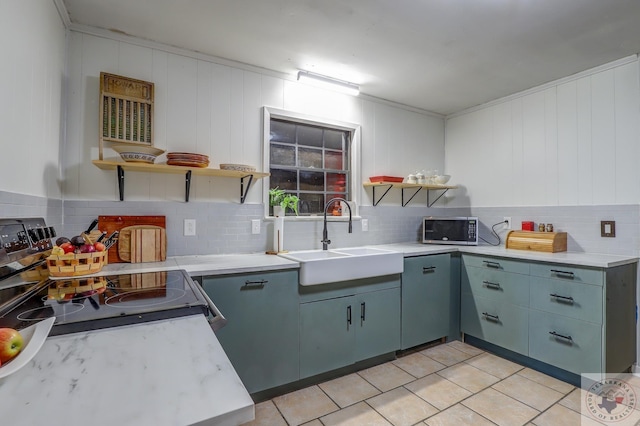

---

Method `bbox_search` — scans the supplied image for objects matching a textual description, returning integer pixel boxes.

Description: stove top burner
[0,269,209,335]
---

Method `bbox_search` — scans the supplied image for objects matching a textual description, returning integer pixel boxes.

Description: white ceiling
[61,0,640,116]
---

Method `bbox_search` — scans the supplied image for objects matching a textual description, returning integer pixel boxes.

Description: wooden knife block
[505,230,567,253]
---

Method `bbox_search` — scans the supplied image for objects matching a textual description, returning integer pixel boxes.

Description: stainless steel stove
[0,217,225,335]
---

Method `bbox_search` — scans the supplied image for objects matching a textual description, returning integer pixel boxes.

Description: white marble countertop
[0,315,254,426]
[90,243,637,279]
[372,242,638,268]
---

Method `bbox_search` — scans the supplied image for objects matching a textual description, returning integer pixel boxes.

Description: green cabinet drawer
[529,278,603,323]
[462,266,530,307]
[401,254,451,349]
[461,294,528,355]
[530,263,604,286]
[462,254,530,275]
[299,274,401,303]
[529,310,602,374]
[202,270,300,393]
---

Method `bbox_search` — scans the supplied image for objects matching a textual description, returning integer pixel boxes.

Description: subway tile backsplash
[2,191,638,258]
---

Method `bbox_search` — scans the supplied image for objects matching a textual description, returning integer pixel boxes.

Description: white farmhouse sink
[279,247,404,286]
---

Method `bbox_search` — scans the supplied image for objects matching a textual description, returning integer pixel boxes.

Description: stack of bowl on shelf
[112,145,165,164]
[166,152,210,168]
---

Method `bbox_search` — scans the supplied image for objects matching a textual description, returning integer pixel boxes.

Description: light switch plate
[601,220,615,238]
[184,219,196,236]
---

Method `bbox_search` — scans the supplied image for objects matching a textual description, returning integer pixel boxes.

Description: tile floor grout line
[258,341,583,426]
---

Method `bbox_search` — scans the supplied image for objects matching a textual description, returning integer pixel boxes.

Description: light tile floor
[242,341,634,426]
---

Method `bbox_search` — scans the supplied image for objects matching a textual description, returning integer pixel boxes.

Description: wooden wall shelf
[363,181,458,207]
[93,160,269,203]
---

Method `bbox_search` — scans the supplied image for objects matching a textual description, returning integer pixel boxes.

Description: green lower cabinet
[461,293,529,355]
[300,295,356,379]
[401,254,451,349]
[300,285,401,379]
[201,270,299,394]
[355,287,401,361]
[529,309,602,375]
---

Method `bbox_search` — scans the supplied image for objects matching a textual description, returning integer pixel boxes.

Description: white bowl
[112,145,165,164]
[433,175,451,184]
[0,317,55,378]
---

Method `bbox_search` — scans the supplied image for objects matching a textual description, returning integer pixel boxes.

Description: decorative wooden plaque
[99,72,154,159]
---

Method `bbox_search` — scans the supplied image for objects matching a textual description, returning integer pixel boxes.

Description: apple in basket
[0,328,24,363]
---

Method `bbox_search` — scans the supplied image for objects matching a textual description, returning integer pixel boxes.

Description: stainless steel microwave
[423,216,478,245]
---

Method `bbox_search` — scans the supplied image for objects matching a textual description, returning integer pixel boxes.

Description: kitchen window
[263,107,361,217]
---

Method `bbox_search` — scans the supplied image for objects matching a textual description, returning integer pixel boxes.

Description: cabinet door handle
[483,261,501,269]
[422,266,436,273]
[482,280,501,290]
[550,293,574,304]
[550,269,575,279]
[482,312,500,322]
[242,279,267,290]
[549,331,573,343]
[347,305,352,328]
[361,302,366,325]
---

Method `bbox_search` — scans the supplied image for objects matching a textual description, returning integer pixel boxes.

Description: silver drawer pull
[482,312,500,322]
[549,331,573,343]
[422,266,436,273]
[483,261,501,269]
[550,269,575,279]
[550,293,574,304]
[482,280,501,290]
[242,279,268,289]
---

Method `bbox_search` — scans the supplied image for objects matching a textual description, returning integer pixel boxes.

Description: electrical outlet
[503,217,511,230]
[251,219,261,234]
[362,219,369,232]
[184,219,196,236]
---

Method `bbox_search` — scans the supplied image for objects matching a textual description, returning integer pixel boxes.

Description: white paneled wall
[445,59,640,207]
[65,31,445,206]
[0,1,65,198]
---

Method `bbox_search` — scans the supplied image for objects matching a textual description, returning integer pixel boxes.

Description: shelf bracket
[185,170,192,202]
[117,165,125,201]
[401,186,423,207]
[372,184,393,206]
[427,188,450,207]
[240,174,254,204]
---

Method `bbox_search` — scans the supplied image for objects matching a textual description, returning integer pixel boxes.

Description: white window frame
[262,107,361,219]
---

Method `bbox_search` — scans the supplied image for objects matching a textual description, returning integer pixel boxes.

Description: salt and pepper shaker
[538,223,546,232]
[546,223,554,232]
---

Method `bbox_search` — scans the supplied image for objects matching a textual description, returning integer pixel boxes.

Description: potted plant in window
[269,187,299,216]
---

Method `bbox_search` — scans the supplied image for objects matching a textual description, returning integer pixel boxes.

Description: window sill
[265,215,362,221]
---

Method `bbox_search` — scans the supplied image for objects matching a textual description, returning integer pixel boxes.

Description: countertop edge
[94,244,638,277]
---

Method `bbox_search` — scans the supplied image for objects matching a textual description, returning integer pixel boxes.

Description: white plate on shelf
[0,317,55,379]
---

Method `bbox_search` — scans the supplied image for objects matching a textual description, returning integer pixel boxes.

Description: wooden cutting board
[98,216,166,263]
[118,225,166,263]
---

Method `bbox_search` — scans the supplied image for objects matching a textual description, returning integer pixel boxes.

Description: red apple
[0,328,24,363]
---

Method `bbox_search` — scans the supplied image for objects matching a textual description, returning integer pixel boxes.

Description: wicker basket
[46,251,107,277]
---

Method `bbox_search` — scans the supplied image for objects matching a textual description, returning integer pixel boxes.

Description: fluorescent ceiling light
[297,71,360,96]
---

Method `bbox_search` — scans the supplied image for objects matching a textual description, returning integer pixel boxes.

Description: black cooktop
[0,270,209,336]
